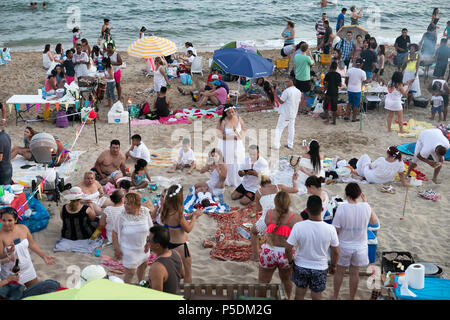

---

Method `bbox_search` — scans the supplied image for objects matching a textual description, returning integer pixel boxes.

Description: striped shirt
[336,39,354,61]
[316,19,325,36]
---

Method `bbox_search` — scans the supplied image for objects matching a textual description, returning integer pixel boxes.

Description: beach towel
[397,143,450,161]
[175,107,222,119]
[0,48,11,65]
[184,186,230,214]
[100,254,157,275]
[53,238,103,254]
[392,119,435,138]
[209,206,261,262]
[130,115,192,127]
[11,151,85,187]
[147,148,208,168]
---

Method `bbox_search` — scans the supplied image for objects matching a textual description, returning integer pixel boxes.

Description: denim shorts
[365,71,373,79]
[106,81,116,100]
[347,91,361,107]
[432,105,442,113]
[291,264,328,293]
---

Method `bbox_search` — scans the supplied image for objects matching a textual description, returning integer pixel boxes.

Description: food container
[56,88,65,98]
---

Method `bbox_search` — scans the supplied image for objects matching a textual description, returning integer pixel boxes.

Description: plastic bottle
[320,73,325,86]
[89,225,104,240]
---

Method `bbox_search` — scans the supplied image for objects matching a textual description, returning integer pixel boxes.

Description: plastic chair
[190,56,203,76]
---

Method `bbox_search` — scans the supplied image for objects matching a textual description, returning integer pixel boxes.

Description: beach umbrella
[337,25,368,40]
[210,41,263,71]
[24,279,184,300]
[127,36,177,58]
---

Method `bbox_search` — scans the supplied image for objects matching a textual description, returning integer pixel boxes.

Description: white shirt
[129,142,151,163]
[187,55,195,64]
[365,157,405,184]
[346,67,366,93]
[278,86,302,119]
[178,147,195,164]
[415,128,450,162]
[431,95,444,107]
[185,46,197,56]
[103,205,124,241]
[72,52,89,77]
[287,220,339,270]
[240,156,269,193]
[332,202,371,250]
[282,45,295,56]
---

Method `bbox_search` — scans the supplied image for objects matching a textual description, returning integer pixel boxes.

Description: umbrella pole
[236,76,239,106]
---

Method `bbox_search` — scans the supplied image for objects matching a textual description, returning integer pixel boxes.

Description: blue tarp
[397,142,450,161]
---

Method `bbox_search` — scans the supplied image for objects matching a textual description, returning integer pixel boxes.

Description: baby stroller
[31,169,66,205]
[78,78,105,111]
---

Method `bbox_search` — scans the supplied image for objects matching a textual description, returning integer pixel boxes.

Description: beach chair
[190,56,203,76]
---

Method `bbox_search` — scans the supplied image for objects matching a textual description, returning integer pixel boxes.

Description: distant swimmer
[318,0,336,7]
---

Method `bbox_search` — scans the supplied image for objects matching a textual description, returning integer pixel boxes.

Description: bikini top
[265,210,295,237]
[162,214,189,229]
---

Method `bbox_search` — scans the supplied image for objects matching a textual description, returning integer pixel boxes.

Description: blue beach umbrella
[212,47,274,78]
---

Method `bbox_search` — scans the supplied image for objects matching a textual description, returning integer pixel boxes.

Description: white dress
[42,52,51,70]
[103,205,124,242]
[114,207,153,269]
[153,66,167,92]
[356,154,405,184]
[207,168,224,196]
[254,185,280,234]
[218,118,245,187]
[298,157,325,185]
[384,83,403,112]
[0,239,37,285]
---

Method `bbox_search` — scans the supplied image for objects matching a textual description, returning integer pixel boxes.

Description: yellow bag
[43,108,52,122]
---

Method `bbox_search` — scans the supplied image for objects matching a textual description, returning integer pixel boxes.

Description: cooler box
[368,229,377,264]
[108,111,129,124]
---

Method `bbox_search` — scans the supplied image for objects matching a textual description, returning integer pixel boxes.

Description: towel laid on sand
[12,151,85,187]
[392,119,435,138]
[397,142,450,161]
[184,186,230,214]
[53,237,103,254]
[175,107,222,119]
[148,148,208,168]
[130,115,192,127]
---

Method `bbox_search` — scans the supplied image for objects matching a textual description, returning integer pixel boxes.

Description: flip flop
[381,185,396,194]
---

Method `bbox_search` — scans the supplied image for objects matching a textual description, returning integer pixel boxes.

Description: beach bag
[129,104,141,119]
[55,110,69,128]
[141,101,151,115]
[180,73,192,85]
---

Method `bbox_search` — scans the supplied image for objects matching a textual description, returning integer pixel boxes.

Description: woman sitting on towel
[60,187,98,241]
[0,207,56,288]
[10,126,37,161]
[351,146,408,186]
[240,81,277,112]
[195,148,228,201]
[160,184,203,283]
[296,139,325,184]
[238,77,265,102]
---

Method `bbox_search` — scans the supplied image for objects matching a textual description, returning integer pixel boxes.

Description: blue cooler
[367,229,377,263]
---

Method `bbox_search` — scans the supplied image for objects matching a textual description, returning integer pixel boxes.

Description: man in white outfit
[272,78,302,150]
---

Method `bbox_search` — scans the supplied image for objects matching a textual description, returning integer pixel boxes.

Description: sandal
[418,189,441,201]
[381,185,396,194]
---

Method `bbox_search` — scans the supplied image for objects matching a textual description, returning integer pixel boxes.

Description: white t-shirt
[103,205,124,241]
[278,86,302,119]
[282,45,295,56]
[332,202,371,250]
[415,128,450,162]
[346,67,367,93]
[240,156,269,193]
[185,46,197,56]
[72,52,89,77]
[366,157,405,184]
[431,95,444,108]
[287,220,339,270]
[130,142,151,163]
[187,55,195,64]
[178,147,195,165]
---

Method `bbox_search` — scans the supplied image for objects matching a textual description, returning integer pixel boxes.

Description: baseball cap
[211,80,221,86]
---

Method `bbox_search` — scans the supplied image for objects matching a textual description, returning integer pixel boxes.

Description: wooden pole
[400,185,409,220]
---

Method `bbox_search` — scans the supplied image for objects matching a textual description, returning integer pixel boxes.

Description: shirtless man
[92,139,127,185]
[79,171,112,216]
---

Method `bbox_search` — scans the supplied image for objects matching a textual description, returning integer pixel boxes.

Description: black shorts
[373,68,384,76]
[324,95,338,111]
[442,94,449,107]
[295,79,311,93]
[323,44,330,54]
[280,48,287,57]
[235,184,255,201]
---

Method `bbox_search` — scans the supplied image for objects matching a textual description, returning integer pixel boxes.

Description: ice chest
[108,111,129,124]
[368,230,377,264]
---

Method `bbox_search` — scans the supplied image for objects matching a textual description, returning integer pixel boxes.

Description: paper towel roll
[405,263,425,289]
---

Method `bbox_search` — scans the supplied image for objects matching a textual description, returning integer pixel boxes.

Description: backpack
[55,110,69,128]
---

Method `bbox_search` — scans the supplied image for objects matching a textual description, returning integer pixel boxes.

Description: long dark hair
[220,104,235,124]
[391,71,403,88]
[134,159,148,173]
[378,44,385,56]
[263,81,275,103]
[55,43,63,55]
[307,140,321,173]
[43,44,50,53]
[387,146,402,161]
[102,56,112,69]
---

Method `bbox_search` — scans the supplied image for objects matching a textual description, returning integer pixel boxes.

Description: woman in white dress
[153,57,169,93]
[0,207,56,287]
[196,148,227,201]
[385,71,413,133]
[352,146,408,186]
[296,139,325,184]
[303,176,332,223]
[217,105,246,187]
[250,173,299,260]
[112,192,153,284]
[42,44,55,70]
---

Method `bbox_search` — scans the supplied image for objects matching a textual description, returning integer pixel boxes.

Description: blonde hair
[273,191,290,234]
[125,192,142,208]
[161,184,184,223]
[260,174,272,186]
[84,171,95,179]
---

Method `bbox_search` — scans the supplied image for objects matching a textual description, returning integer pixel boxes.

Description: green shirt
[294,54,313,81]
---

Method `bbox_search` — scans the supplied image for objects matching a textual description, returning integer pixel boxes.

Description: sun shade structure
[337,25,368,39]
[24,279,184,300]
[127,36,177,58]
[212,47,274,78]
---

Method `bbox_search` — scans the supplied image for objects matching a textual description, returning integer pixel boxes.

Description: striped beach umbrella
[127,36,177,58]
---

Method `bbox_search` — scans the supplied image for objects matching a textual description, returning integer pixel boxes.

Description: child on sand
[430,85,444,121]
[72,27,81,48]
[167,138,196,174]
[132,159,151,189]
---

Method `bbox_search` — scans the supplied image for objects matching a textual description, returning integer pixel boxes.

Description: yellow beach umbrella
[127,36,177,58]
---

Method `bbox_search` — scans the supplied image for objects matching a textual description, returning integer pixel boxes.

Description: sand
[0,48,448,300]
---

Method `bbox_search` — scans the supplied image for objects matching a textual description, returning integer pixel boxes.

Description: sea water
[0,0,447,52]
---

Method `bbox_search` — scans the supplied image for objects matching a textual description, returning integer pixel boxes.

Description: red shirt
[207,73,222,83]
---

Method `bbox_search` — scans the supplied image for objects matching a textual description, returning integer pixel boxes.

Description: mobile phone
[302,139,307,147]
[13,238,21,245]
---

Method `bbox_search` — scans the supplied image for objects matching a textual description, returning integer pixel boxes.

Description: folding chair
[274,58,289,77]
[190,56,203,76]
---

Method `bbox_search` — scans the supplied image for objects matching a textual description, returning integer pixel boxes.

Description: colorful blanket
[392,119,435,138]
[397,142,450,161]
[12,151,85,187]
[100,254,157,275]
[184,186,230,214]
[130,114,192,127]
[175,107,222,119]
[148,148,208,168]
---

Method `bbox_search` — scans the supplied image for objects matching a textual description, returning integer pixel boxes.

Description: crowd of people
[0,5,449,300]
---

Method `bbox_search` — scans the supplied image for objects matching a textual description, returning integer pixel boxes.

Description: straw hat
[64,186,84,201]
[79,265,107,286]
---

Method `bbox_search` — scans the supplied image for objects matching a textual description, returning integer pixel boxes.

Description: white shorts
[337,246,369,267]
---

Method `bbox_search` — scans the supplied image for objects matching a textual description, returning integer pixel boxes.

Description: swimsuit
[134,173,149,185]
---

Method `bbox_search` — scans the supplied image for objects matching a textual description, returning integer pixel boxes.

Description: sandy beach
[0,48,449,300]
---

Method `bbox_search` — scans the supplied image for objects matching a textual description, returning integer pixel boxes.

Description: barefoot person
[406,128,449,184]
[10,127,37,160]
[323,61,342,125]
[258,191,302,299]
[332,183,378,300]
[196,148,227,201]
[167,138,196,175]
[125,134,151,164]
[384,71,413,133]
[79,171,111,216]
[92,139,127,184]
